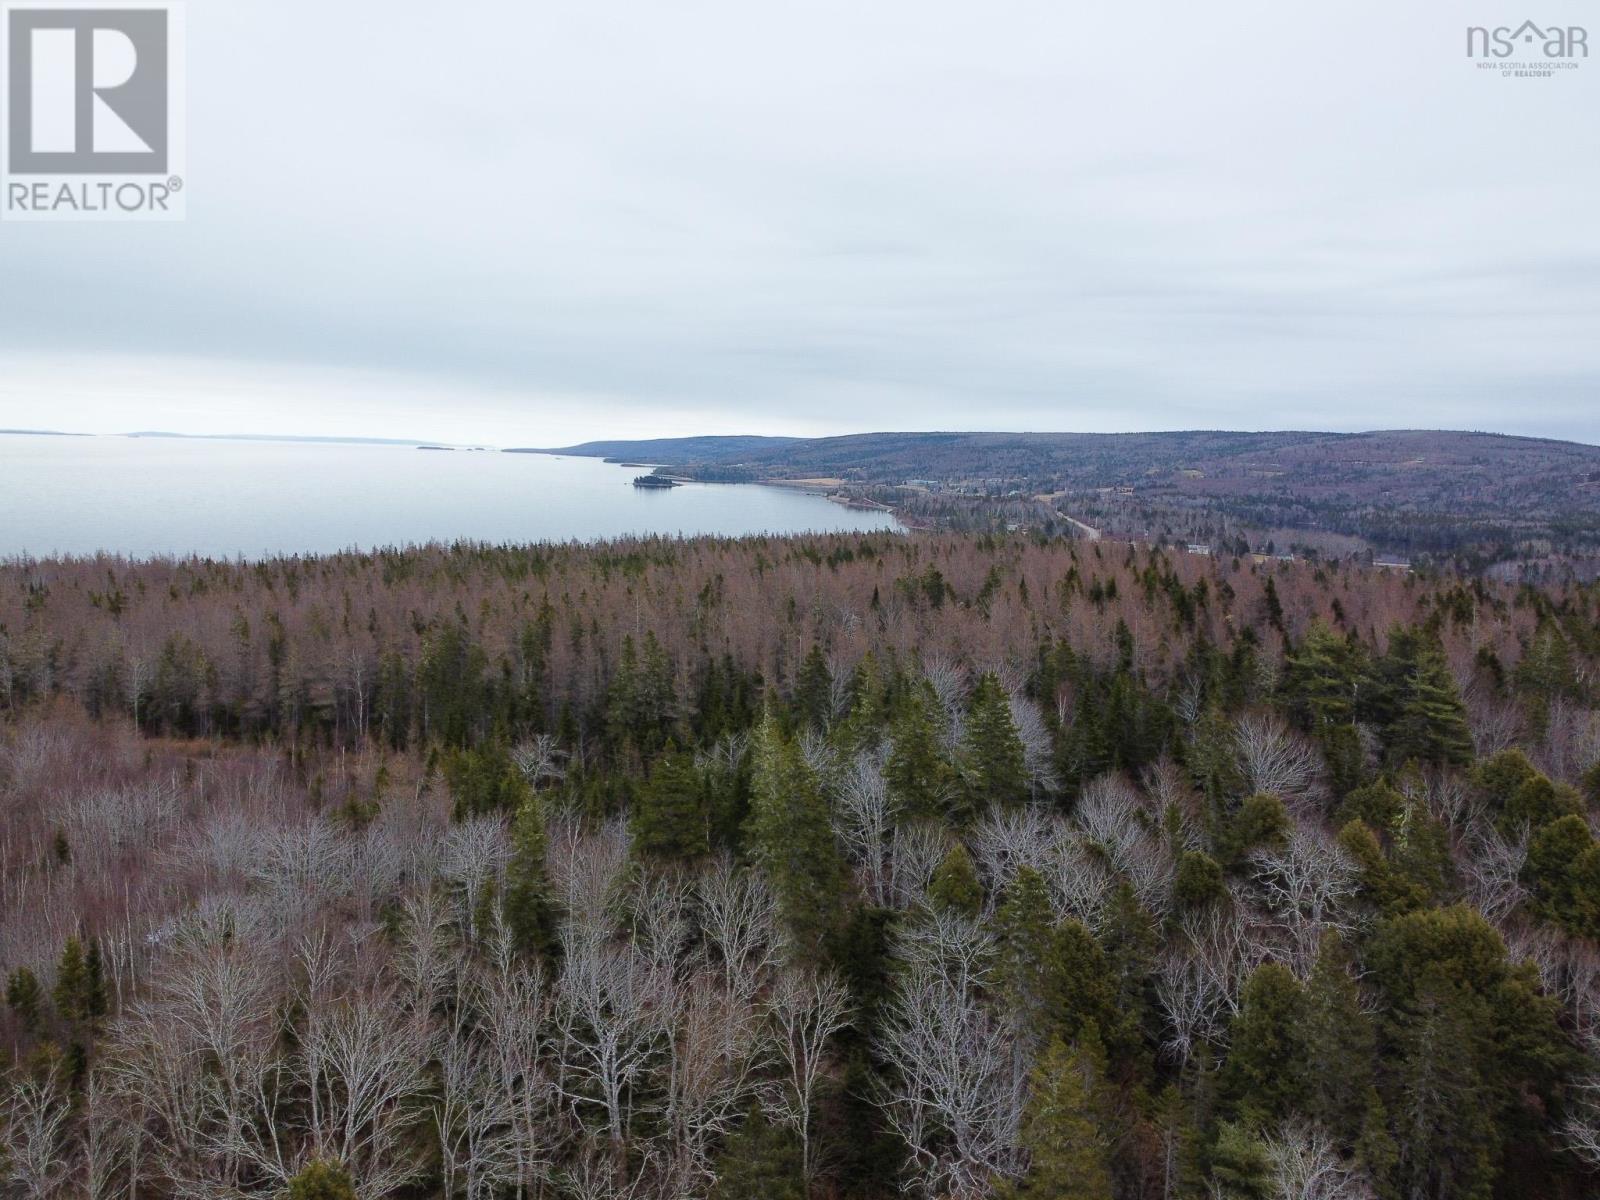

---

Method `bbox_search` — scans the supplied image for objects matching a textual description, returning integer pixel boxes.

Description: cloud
[0,0,1596,443]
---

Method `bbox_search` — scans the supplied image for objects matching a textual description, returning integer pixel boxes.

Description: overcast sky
[1,0,1597,446]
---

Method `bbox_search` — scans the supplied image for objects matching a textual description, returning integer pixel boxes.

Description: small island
[632,474,680,489]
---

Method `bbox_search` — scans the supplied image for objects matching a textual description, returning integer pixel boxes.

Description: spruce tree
[1523,815,1600,938]
[5,967,44,1034]
[54,935,90,1024]
[1284,620,1365,729]
[793,645,833,733]
[835,653,887,755]
[709,1111,806,1200]
[1368,906,1569,1200]
[999,1033,1114,1200]
[1173,850,1226,911]
[1097,882,1158,1061]
[746,714,847,956]
[994,867,1059,1039]
[1209,1121,1270,1200]
[927,842,982,917]
[632,749,710,861]
[1221,961,1305,1123]
[505,792,557,959]
[287,1161,358,1200]
[83,936,107,1022]
[995,871,1118,1048]
[1382,635,1472,768]
[886,681,953,820]
[1294,933,1376,1142]
[960,673,1028,814]
[445,742,531,819]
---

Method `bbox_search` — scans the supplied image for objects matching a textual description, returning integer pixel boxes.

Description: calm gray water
[0,435,899,559]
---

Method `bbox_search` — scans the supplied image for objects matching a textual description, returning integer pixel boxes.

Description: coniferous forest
[3,532,1600,1199]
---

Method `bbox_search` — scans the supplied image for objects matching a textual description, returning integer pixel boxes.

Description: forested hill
[538,428,1600,500]
[535,429,1600,565]
[5,534,1600,1198]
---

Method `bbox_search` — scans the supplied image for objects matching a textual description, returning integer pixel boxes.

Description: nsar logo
[1466,20,1587,78]
[2,1,185,221]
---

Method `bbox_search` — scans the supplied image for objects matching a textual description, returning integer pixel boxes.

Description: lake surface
[0,435,899,559]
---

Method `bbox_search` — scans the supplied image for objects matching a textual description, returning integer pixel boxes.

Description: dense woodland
[4,532,1600,1198]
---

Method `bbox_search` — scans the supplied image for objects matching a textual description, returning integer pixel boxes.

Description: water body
[0,435,899,559]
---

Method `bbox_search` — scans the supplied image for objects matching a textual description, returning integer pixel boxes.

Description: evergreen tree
[1214,794,1290,868]
[1221,961,1305,1123]
[1173,850,1227,911]
[83,937,107,1022]
[998,1032,1114,1200]
[6,967,44,1034]
[505,792,558,958]
[1338,819,1429,917]
[1152,1084,1203,1200]
[961,673,1028,814]
[606,632,678,755]
[287,1160,357,1200]
[1523,814,1600,938]
[1096,883,1158,1066]
[1321,720,1369,797]
[632,749,710,861]
[1209,1121,1270,1200]
[1513,618,1577,729]
[1501,773,1583,837]
[927,842,982,917]
[1367,906,1570,1200]
[1337,779,1406,832]
[994,867,1059,1039]
[418,621,488,747]
[1581,760,1600,808]
[1294,934,1376,1142]
[793,645,833,733]
[1187,705,1243,805]
[1378,631,1472,768]
[1052,920,1122,1049]
[710,1111,806,1200]
[54,935,90,1024]
[444,742,531,818]
[995,871,1119,1049]
[1284,621,1365,730]
[1262,576,1286,637]
[835,653,888,755]
[746,714,847,956]
[886,681,953,820]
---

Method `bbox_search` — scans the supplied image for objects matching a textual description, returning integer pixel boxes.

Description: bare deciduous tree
[513,733,568,789]
[969,806,1061,908]
[1262,1122,1377,1200]
[1234,713,1326,811]
[834,750,899,905]
[888,820,953,912]
[874,968,1021,1199]
[765,967,852,1180]
[696,857,783,1002]
[1252,824,1360,974]
[0,1063,73,1199]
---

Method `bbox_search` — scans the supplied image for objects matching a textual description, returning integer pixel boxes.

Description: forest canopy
[2,531,1600,1199]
